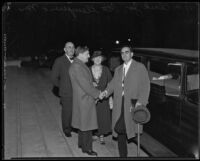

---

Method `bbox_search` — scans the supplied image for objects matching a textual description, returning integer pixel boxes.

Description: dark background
[3,2,199,58]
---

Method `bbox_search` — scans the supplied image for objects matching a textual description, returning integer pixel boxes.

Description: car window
[148,59,181,97]
[133,56,142,62]
[186,63,199,91]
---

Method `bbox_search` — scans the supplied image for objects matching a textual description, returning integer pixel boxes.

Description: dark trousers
[114,96,128,157]
[60,96,72,134]
[78,130,92,152]
[118,133,127,157]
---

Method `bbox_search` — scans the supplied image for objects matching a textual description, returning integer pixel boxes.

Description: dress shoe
[64,132,72,137]
[82,150,98,156]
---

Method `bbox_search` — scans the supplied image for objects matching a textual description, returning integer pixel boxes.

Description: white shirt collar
[123,59,132,68]
[123,59,132,76]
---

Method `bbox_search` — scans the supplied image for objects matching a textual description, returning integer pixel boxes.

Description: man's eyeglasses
[121,51,130,54]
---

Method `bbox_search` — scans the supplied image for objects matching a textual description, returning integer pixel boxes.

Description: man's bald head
[64,42,75,58]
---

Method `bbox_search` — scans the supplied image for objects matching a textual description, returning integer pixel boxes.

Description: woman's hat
[131,105,151,124]
[91,50,106,60]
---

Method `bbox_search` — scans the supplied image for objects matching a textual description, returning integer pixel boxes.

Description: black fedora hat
[131,105,151,124]
[91,50,106,60]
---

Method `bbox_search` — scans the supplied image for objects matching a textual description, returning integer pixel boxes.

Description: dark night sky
[3,2,199,57]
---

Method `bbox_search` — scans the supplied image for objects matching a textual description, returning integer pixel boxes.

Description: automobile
[26,49,64,68]
[42,49,64,68]
[111,47,199,158]
[20,55,41,67]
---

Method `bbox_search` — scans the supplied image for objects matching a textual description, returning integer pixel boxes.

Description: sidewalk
[4,67,148,159]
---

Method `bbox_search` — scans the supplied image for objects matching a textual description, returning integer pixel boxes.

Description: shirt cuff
[135,102,142,107]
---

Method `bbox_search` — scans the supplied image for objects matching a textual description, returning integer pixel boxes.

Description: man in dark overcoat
[51,42,75,137]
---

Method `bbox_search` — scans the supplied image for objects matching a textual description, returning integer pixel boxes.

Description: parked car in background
[20,49,64,68]
[37,49,63,68]
[112,47,199,158]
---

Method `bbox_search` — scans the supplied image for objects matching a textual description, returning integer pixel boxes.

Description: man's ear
[64,48,66,52]
[131,52,134,57]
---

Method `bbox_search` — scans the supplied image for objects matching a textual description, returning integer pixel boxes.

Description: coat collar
[73,58,91,73]
[62,54,71,63]
[65,54,73,63]
[129,59,137,70]
[119,59,138,79]
[73,57,84,65]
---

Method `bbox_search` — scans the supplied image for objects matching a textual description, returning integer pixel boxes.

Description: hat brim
[131,106,151,124]
[91,55,106,61]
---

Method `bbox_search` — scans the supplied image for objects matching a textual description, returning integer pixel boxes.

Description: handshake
[98,90,108,100]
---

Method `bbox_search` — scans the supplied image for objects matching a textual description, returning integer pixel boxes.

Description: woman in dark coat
[90,50,113,144]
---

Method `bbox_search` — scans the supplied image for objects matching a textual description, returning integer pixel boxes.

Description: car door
[144,58,183,153]
[178,62,199,157]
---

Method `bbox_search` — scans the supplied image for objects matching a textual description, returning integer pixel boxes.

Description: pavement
[4,66,149,159]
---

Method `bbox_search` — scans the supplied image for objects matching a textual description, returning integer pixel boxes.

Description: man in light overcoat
[69,46,103,156]
[104,45,150,157]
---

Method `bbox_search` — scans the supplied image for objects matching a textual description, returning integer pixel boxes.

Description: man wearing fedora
[51,41,75,138]
[103,45,150,157]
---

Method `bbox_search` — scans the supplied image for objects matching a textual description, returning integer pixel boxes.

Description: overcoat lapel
[119,66,123,81]
[124,59,137,81]
[75,58,92,78]
[63,55,70,63]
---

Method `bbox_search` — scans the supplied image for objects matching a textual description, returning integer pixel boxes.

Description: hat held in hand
[131,104,151,124]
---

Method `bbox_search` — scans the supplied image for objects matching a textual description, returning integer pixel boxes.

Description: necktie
[122,67,125,96]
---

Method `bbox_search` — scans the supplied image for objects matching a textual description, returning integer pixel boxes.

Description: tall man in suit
[103,45,150,157]
[69,46,104,156]
[51,42,75,137]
